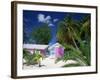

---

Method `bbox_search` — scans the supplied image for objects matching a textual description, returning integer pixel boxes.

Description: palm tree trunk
[68,28,80,50]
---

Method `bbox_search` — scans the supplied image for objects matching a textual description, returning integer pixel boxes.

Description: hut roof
[48,43,64,50]
[23,44,48,50]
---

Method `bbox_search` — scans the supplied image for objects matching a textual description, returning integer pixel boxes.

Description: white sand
[23,57,77,70]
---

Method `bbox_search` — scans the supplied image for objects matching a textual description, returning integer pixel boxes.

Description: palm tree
[23,49,43,66]
[79,15,91,65]
[56,14,91,66]
[33,50,43,67]
[57,15,80,49]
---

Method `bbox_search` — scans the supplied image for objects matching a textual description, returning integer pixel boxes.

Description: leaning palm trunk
[67,27,80,50]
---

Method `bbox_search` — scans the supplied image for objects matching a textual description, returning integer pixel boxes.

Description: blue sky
[23,10,90,45]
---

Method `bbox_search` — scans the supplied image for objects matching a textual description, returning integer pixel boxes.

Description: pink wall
[55,47,64,58]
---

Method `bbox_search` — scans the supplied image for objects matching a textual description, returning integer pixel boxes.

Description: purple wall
[55,47,64,58]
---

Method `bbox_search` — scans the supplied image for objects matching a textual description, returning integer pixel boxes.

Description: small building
[23,44,48,56]
[48,43,65,58]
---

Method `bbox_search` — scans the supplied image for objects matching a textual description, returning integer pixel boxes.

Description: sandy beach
[23,57,77,69]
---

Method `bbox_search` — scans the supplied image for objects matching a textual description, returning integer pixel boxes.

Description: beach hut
[48,43,64,58]
[23,44,48,56]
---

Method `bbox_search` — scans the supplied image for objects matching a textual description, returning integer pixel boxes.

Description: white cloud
[53,19,59,22]
[37,13,58,27]
[48,23,54,26]
[38,14,45,23]
[45,16,51,24]
[45,16,51,22]
[38,14,51,23]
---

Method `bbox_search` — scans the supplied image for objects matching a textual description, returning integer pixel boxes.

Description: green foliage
[31,24,51,44]
[56,14,91,66]
[32,50,43,62]
[80,15,91,41]
[79,41,91,65]
[23,49,43,66]
[57,44,88,66]
[23,49,37,65]
[62,63,82,67]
